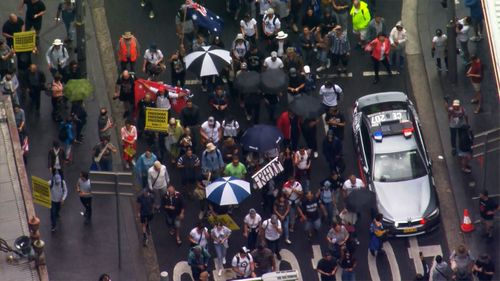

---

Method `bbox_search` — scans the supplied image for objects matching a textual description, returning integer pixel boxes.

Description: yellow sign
[145,107,168,132]
[13,31,36,53]
[208,214,240,231]
[32,176,51,208]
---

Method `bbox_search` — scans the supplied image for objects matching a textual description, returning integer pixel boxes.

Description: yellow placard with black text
[145,107,168,132]
[208,214,240,231]
[13,31,36,53]
[32,176,51,208]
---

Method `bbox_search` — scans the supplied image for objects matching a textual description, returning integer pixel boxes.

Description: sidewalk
[0,1,149,280]
[416,0,500,272]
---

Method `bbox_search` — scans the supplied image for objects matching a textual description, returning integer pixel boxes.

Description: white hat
[452,99,460,106]
[276,31,288,40]
[53,39,63,46]
[206,142,216,152]
[235,33,245,40]
[270,51,278,58]
[303,65,311,74]
[266,8,274,14]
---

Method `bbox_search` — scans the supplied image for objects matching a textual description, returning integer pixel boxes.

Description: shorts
[140,214,153,224]
[472,82,481,92]
[353,28,368,40]
[166,213,181,228]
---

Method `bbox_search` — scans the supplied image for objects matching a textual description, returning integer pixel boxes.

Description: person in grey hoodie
[366,14,387,42]
[432,255,452,281]
[48,173,68,232]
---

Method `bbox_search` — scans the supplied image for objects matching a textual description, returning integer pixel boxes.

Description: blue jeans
[304,218,321,232]
[213,243,227,269]
[281,215,290,240]
[342,270,356,281]
[289,204,298,229]
[50,201,62,228]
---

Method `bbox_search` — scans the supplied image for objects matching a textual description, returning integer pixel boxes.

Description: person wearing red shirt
[366,32,392,84]
[466,55,483,113]
[277,111,301,150]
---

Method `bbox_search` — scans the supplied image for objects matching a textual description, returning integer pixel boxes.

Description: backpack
[58,125,68,141]
[50,45,68,58]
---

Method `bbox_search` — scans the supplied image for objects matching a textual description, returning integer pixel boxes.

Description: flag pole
[179,1,188,50]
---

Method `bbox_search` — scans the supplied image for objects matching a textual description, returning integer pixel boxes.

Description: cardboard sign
[13,31,36,52]
[251,157,284,189]
[208,214,240,231]
[32,176,51,208]
[144,107,168,132]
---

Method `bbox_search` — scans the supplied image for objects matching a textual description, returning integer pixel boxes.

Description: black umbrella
[345,189,376,213]
[288,95,323,119]
[184,45,232,77]
[240,125,283,152]
[260,69,288,94]
[234,71,260,94]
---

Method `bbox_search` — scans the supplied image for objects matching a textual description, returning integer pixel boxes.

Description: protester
[326,222,350,259]
[366,32,392,84]
[340,250,357,281]
[369,213,386,256]
[473,254,495,281]
[432,255,453,281]
[177,147,200,194]
[142,43,164,79]
[478,190,499,240]
[148,160,170,211]
[200,116,222,146]
[120,119,138,169]
[319,81,343,112]
[328,25,350,75]
[46,39,69,77]
[389,21,407,70]
[135,148,158,188]
[432,29,448,71]
[298,191,324,240]
[316,251,337,281]
[211,222,232,276]
[189,222,210,249]
[136,188,155,246]
[350,0,371,47]
[261,214,283,260]
[201,142,225,179]
[449,244,474,280]
[47,173,67,232]
[1,71,20,105]
[188,245,211,280]
[48,140,65,177]
[446,99,468,156]
[457,125,474,173]
[232,247,255,278]
[243,208,262,250]
[293,147,312,192]
[466,55,483,113]
[251,244,276,277]
[56,0,75,42]
[114,70,135,118]
[342,174,365,198]
[76,171,92,224]
[367,14,387,42]
[117,31,140,72]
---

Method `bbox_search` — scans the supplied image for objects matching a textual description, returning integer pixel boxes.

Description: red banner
[134,79,191,116]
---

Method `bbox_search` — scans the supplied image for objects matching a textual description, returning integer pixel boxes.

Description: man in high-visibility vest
[117,31,140,72]
[350,0,371,47]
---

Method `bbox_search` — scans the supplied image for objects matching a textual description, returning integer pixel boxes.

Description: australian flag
[184,0,224,34]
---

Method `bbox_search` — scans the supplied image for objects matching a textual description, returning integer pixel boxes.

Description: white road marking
[407,237,443,275]
[367,250,381,281]
[172,261,193,281]
[185,79,201,85]
[362,70,400,76]
[472,194,500,199]
[277,249,302,281]
[383,242,401,281]
[91,191,135,196]
[311,245,342,281]
[321,73,354,78]
[322,113,328,134]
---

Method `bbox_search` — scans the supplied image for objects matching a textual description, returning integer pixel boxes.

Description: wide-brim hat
[154,161,162,169]
[235,33,245,41]
[276,31,288,40]
[53,39,63,46]
[206,142,216,152]
[122,31,133,39]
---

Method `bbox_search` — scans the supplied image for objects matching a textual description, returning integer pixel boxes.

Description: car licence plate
[403,227,417,233]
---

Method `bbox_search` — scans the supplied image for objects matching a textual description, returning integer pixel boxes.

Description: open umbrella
[240,124,283,152]
[234,71,260,94]
[289,95,323,119]
[63,79,94,102]
[184,45,231,77]
[260,69,288,94]
[206,176,251,206]
[345,188,376,213]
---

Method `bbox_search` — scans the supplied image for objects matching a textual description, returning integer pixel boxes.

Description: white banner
[251,157,284,189]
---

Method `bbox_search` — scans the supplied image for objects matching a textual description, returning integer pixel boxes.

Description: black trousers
[120,59,136,72]
[29,87,42,110]
[450,127,459,149]
[372,56,391,81]
[80,197,92,220]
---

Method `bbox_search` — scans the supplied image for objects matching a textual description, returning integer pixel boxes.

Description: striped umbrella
[184,45,232,77]
[205,176,251,206]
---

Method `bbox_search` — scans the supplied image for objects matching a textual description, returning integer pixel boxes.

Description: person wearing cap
[210,221,232,276]
[232,247,255,278]
[272,31,290,58]
[303,65,316,93]
[263,51,284,70]
[201,142,225,179]
[200,116,222,146]
[389,20,408,70]
[287,67,305,102]
[46,38,69,77]
[117,31,140,72]
[48,173,68,232]
[142,43,164,79]
[316,251,337,281]
[232,34,250,63]
[325,25,350,75]
[367,14,387,42]
[261,214,283,259]
[241,13,259,45]
[350,0,371,47]
[366,32,392,84]
[147,160,170,211]
[446,99,468,155]
[244,208,262,250]
[431,29,448,71]
[262,7,281,47]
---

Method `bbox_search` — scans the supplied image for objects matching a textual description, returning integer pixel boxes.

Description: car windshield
[373,150,427,182]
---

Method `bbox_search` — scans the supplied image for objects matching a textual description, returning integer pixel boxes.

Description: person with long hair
[121,119,137,169]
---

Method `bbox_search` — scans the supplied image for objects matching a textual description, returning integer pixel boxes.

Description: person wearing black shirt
[316,251,337,281]
[340,251,357,281]
[114,70,135,118]
[136,93,156,145]
[20,0,46,32]
[473,254,495,281]
[298,191,325,240]
[62,60,82,83]
[324,106,346,140]
[479,190,499,239]
[170,51,186,88]
[70,100,87,143]
[136,189,155,246]
[180,99,200,129]
[322,170,344,206]
[287,67,305,103]
[26,63,45,112]
[2,14,25,47]
[302,118,319,158]
[322,131,344,173]
[246,46,263,72]
[162,185,185,245]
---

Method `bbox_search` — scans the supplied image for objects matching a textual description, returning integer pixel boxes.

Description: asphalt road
[102,0,451,280]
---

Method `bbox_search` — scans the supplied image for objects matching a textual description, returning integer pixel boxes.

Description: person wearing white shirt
[342,174,365,198]
[189,222,210,249]
[46,38,69,77]
[240,14,258,45]
[282,177,303,233]
[243,208,262,250]
[147,161,170,210]
[261,215,283,260]
[211,222,232,276]
[263,51,284,70]
[232,248,255,278]
[200,116,222,145]
[319,81,343,110]
[456,17,471,62]
[389,21,408,69]
[142,43,164,77]
[262,8,281,43]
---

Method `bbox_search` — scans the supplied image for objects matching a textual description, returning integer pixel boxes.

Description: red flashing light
[402,127,414,137]
[420,218,426,225]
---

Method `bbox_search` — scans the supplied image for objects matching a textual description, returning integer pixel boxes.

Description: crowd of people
[1,0,497,280]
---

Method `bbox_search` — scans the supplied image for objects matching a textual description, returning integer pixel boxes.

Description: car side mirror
[363,166,369,174]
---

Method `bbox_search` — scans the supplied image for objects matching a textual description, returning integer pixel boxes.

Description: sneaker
[140,0,145,7]
[218,269,223,276]
[198,211,204,220]
[326,59,331,69]
[313,152,318,158]
[285,239,292,245]
[316,66,326,72]
[223,257,226,265]
[149,11,155,19]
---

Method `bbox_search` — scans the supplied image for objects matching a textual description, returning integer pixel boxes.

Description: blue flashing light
[373,131,383,141]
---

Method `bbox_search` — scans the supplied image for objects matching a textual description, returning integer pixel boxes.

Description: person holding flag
[182,0,224,35]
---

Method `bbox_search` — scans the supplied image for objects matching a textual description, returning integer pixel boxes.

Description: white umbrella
[205,176,251,206]
[184,45,231,77]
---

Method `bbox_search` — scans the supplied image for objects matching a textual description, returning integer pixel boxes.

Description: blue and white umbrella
[206,176,251,206]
